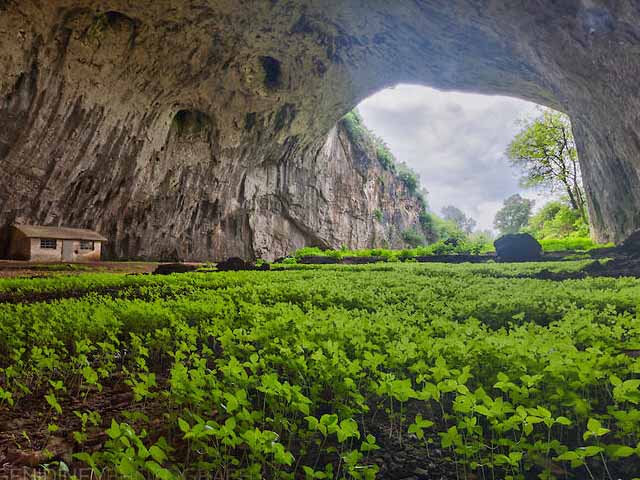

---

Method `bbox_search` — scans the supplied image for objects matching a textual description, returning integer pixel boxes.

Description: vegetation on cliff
[339,110,458,247]
[340,110,423,198]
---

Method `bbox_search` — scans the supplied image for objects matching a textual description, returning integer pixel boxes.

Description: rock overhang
[1,0,640,258]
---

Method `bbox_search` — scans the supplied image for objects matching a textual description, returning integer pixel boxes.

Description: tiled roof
[13,224,107,241]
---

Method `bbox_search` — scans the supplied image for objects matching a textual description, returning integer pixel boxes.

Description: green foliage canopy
[507,109,587,221]
[494,194,534,235]
[526,199,589,239]
[441,205,476,234]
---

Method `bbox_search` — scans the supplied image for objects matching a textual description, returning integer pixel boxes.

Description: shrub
[397,163,419,194]
[527,200,589,239]
[540,237,612,252]
[340,110,367,147]
[376,145,397,172]
[402,228,426,248]
[5,261,640,479]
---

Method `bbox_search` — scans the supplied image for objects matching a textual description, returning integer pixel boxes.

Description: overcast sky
[358,84,541,232]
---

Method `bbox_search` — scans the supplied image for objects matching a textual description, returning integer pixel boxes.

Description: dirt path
[0,260,160,279]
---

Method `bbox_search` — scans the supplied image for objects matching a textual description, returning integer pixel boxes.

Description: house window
[40,239,57,249]
[80,240,94,251]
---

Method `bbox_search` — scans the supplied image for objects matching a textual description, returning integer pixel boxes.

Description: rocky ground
[526,233,640,280]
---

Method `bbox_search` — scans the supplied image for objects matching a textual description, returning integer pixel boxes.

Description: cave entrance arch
[305,1,640,244]
[353,84,551,235]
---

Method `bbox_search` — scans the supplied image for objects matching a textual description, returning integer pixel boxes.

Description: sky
[358,84,542,232]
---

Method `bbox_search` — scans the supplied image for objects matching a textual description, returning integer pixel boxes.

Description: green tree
[526,199,588,239]
[469,229,494,244]
[507,109,587,221]
[418,210,439,243]
[441,205,476,235]
[494,194,534,235]
[402,228,426,248]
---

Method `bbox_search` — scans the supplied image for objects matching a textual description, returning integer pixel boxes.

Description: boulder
[494,234,542,262]
[216,257,255,271]
[153,263,199,275]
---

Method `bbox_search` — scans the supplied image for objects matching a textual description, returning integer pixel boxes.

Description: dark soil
[215,256,270,271]
[0,378,144,479]
[0,260,159,279]
[362,403,459,480]
[152,263,200,275]
[522,255,640,281]
[342,256,388,264]
[410,254,493,263]
[0,286,129,305]
[0,386,461,480]
[298,256,340,264]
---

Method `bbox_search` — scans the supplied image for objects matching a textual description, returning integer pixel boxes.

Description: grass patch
[0,263,638,478]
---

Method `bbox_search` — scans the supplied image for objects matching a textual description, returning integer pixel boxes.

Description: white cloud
[357,84,540,231]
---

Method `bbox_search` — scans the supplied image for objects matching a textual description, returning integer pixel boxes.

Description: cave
[1,1,639,260]
[170,110,212,139]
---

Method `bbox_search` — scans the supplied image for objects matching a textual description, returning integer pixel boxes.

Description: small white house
[8,225,107,262]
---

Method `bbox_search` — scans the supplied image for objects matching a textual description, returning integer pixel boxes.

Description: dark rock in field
[494,234,542,262]
[341,256,387,264]
[213,257,270,271]
[298,256,340,264]
[412,254,493,264]
[216,257,254,271]
[583,256,640,278]
[153,263,199,275]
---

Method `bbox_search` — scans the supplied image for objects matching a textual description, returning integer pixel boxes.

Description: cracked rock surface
[2,1,640,259]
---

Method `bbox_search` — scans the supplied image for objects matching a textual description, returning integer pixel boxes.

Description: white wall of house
[73,240,102,262]
[29,238,63,261]
[27,238,102,262]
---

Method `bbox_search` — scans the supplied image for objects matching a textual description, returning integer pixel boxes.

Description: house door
[62,240,74,261]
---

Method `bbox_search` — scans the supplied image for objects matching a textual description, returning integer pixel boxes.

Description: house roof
[13,224,108,242]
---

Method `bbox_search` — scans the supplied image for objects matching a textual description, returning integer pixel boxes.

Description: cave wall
[248,125,429,259]
[1,0,640,258]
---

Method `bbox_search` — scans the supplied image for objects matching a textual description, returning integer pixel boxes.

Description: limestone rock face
[2,1,640,258]
[248,125,428,260]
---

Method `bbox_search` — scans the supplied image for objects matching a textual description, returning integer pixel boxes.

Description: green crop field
[1,262,639,479]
